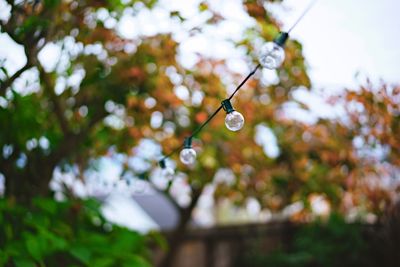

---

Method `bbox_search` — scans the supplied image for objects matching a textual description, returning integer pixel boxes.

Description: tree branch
[0,62,31,96]
[0,13,23,45]
[158,186,204,267]
[37,65,71,136]
[50,107,109,165]
[0,0,55,96]
[5,0,15,8]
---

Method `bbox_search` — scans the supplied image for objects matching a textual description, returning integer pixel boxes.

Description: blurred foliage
[0,0,398,222]
[0,0,312,203]
[243,202,400,267]
[0,197,155,267]
[243,214,371,267]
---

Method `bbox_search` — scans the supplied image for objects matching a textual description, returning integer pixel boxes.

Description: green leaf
[147,231,168,251]
[13,258,36,267]
[70,246,91,265]
[38,228,68,251]
[25,236,42,261]
[33,198,58,215]
[91,257,114,267]
[123,254,151,267]
[0,250,9,266]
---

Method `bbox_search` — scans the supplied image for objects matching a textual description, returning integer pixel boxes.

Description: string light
[221,99,244,131]
[159,159,175,179]
[258,32,288,69]
[179,137,197,165]
[158,0,317,169]
[258,0,317,69]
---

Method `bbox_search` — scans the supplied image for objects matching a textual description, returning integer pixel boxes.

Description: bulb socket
[159,159,166,169]
[221,99,235,114]
[273,32,289,47]
[183,137,192,149]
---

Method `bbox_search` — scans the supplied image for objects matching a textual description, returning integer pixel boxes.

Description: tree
[0,0,176,201]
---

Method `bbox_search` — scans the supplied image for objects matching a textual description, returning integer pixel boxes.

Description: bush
[244,214,373,267]
[0,197,155,267]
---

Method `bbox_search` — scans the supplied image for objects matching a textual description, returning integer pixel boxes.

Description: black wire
[159,64,261,165]
[190,104,224,138]
[158,0,318,166]
[159,144,184,163]
[228,64,261,100]
[287,0,318,33]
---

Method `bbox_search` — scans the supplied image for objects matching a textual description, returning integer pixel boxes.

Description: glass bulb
[225,111,244,131]
[180,148,197,165]
[258,42,285,69]
[162,167,174,180]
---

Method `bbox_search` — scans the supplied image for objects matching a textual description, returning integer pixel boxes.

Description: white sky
[274,0,400,88]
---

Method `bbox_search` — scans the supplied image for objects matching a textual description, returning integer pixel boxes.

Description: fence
[158,221,297,267]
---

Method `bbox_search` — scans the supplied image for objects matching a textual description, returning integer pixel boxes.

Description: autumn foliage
[0,0,399,265]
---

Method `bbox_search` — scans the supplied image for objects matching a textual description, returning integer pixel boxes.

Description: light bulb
[162,167,175,180]
[258,42,285,69]
[225,111,244,131]
[180,137,197,165]
[159,159,174,179]
[221,99,245,132]
[180,148,196,165]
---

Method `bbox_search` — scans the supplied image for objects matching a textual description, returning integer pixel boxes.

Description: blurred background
[0,0,399,266]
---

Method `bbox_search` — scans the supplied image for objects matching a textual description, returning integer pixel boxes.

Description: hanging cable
[159,1,317,168]
[287,0,318,33]
[158,64,260,166]
[258,0,317,70]
[190,64,260,138]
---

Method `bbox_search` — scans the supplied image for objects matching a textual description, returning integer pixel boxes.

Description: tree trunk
[4,153,56,203]
[158,187,203,267]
